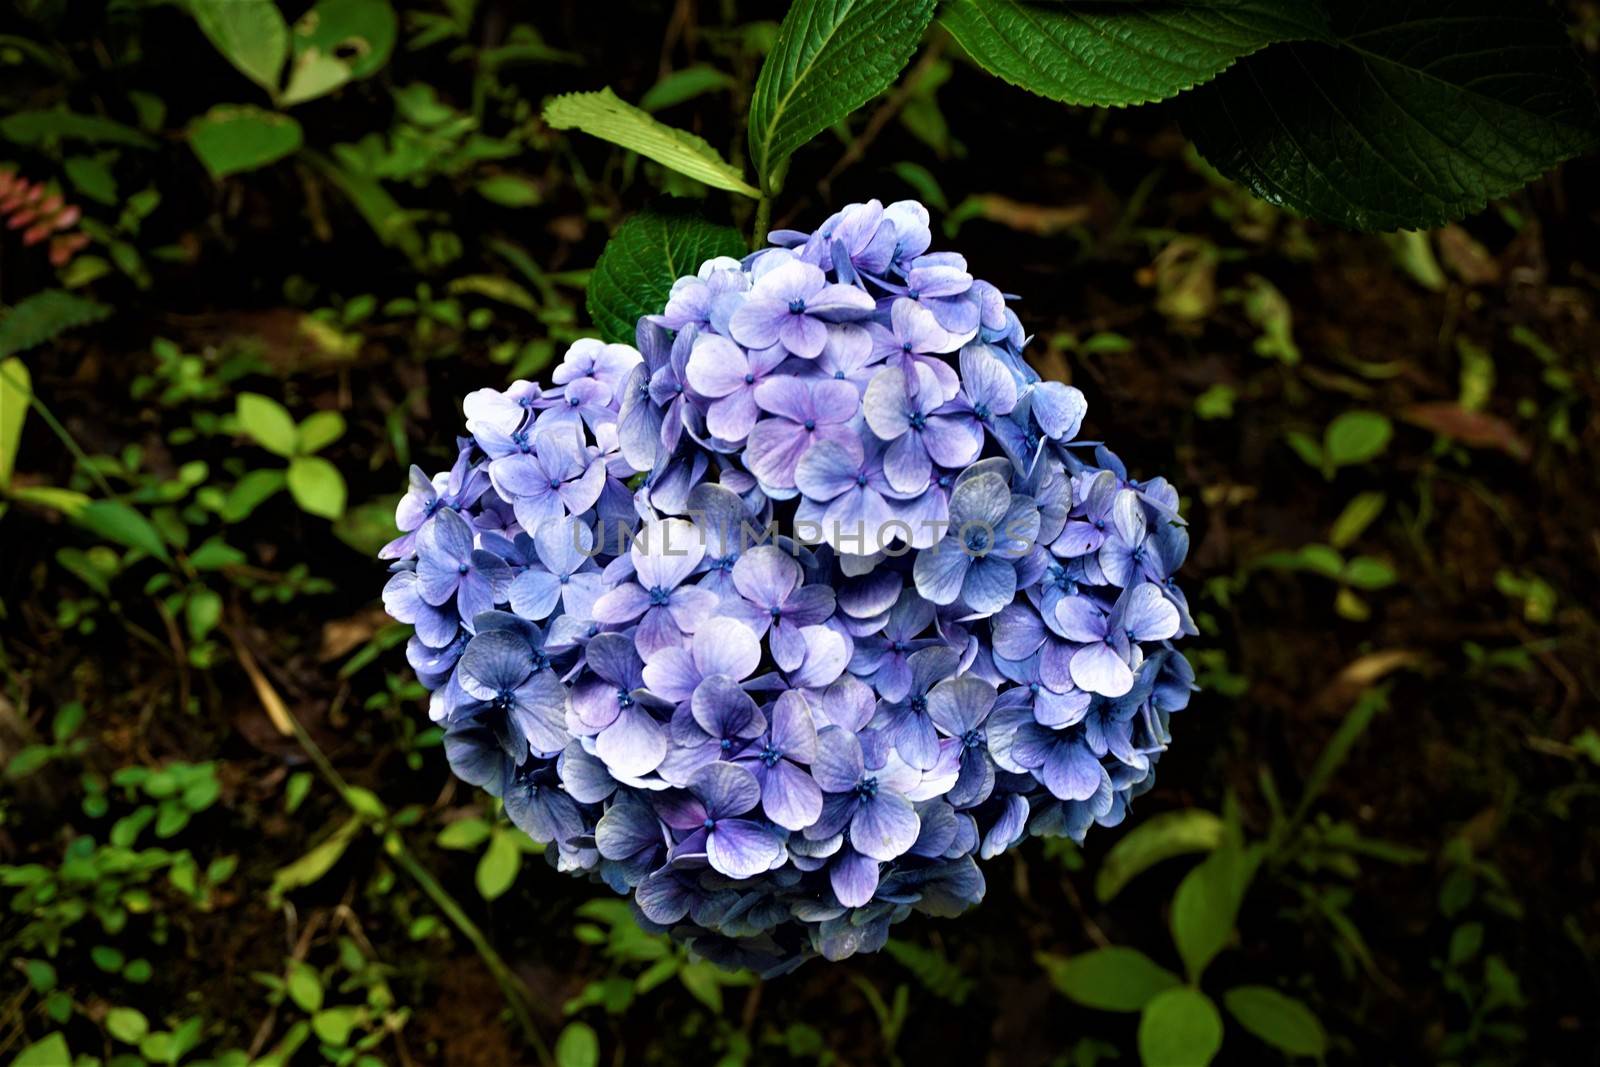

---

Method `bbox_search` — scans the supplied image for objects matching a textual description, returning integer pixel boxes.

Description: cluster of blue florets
[380,200,1196,973]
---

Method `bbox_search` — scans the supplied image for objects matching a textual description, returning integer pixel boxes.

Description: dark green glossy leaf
[1182,1,1600,230]
[749,0,937,193]
[585,203,747,343]
[942,0,1327,107]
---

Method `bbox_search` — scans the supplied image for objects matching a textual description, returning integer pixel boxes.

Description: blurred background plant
[2,1,1599,1065]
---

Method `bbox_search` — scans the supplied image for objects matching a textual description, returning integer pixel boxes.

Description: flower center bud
[788,299,806,314]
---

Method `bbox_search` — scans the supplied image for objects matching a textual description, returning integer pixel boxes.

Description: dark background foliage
[2,2,1598,1065]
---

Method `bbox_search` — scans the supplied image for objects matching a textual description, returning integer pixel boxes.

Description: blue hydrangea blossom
[379,199,1196,973]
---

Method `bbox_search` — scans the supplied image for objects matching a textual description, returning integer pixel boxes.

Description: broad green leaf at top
[281,0,399,107]
[749,0,938,194]
[585,204,748,344]
[942,0,1328,108]
[544,88,760,198]
[1181,0,1600,231]
[1095,809,1224,902]
[190,0,290,96]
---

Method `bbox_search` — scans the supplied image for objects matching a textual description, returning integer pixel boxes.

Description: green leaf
[554,1021,600,1067]
[436,819,492,850]
[64,155,119,205]
[106,1006,151,1045]
[77,500,173,565]
[1223,985,1328,1058]
[1181,2,1600,231]
[296,410,346,454]
[1323,411,1391,469]
[1038,948,1181,1013]
[270,815,362,899]
[221,469,287,522]
[586,203,747,343]
[0,289,112,359]
[1096,810,1224,902]
[1137,987,1224,1067]
[11,1033,72,1067]
[1328,491,1385,549]
[748,0,937,193]
[0,110,158,149]
[281,0,399,107]
[0,357,30,487]
[189,535,247,570]
[236,393,299,456]
[544,88,759,198]
[1342,555,1395,590]
[190,0,291,95]
[475,175,543,207]
[476,826,520,901]
[286,960,325,1013]
[1170,837,1261,982]
[190,105,304,179]
[287,456,347,519]
[311,1005,362,1047]
[185,587,223,642]
[941,0,1327,108]
[641,64,736,112]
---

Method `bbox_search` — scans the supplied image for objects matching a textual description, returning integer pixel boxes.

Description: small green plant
[233,392,348,520]
[1286,411,1393,481]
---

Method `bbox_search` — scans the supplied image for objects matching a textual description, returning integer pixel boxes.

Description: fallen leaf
[1400,403,1530,460]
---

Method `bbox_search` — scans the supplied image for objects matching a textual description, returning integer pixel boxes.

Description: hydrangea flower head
[379,199,1196,973]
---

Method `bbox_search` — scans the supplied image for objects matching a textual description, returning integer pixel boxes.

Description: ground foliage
[2,2,1599,1065]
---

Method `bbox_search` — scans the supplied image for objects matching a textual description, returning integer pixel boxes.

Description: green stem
[752,195,772,251]
[385,834,553,1067]
[0,362,115,498]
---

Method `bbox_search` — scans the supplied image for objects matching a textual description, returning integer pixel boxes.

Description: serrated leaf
[236,393,299,457]
[749,0,937,193]
[1138,987,1224,1067]
[0,358,30,487]
[77,500,173,565]
[1038,948,1181,1013]
[586,203,747,343]
[941,0,1328,107]
[0,289,112,359]
[1095,809,1224,902]
[1181,1,1600,231]
[190,0,290,95]
[288,456,347,519]
[544,88,759,198]
[190,105,304,179]
[1224,986,1327,1057]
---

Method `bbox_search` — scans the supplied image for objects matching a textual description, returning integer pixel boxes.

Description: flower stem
[752,195,772,251]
